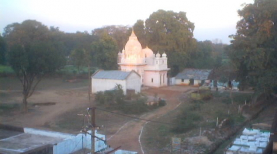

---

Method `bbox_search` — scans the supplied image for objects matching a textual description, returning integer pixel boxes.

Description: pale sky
[0,0,253,44]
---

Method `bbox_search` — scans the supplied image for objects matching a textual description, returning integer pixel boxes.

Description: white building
[91,70,141,95]
[174,69,211,86]
[0,126,137,154]
[0,127,107,154]
[118,30,170,87]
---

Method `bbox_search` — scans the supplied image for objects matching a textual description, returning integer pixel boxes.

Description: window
[181,79,184,82]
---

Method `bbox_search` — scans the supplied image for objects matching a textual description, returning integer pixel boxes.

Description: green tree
[91,32,118,70]
[92,25,130,51]
[133,20,147,48]
[0,35,7,65]
[4,20,66,111]
[70,48,86,72]
[228,0,277,95]
[133,10,197,76]
[143,10,196,53]
[189,41,214,68]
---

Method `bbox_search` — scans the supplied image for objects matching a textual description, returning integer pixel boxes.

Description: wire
[95,107,178,126]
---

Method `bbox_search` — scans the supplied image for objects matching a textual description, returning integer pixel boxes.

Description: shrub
[158,99,166,107]
[171,111,202,133]
[188,103,201,111]
[120,98,148,114]
[190,89,213,101]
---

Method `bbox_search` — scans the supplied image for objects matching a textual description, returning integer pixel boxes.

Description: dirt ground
[0,77,198,154]
[0,78,91,129]
[3,77,270,154]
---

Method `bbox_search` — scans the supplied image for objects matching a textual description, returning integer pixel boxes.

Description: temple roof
[92,70,140,80]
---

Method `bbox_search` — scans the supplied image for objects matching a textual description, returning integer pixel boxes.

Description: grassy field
[0,64,97,77]
[141,91,253,154]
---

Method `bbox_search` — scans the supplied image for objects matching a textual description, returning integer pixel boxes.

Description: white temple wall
[91,79,127,94]
[143,71,167,87]
[126,73,141,94]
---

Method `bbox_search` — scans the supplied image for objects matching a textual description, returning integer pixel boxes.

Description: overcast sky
[0,0,253,44]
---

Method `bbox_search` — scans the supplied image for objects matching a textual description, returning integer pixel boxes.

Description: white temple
[118,30,170,87]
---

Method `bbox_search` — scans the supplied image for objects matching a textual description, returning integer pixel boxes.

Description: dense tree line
[0,10,228,110]
[0,10,227,76]
[227,0,277,95]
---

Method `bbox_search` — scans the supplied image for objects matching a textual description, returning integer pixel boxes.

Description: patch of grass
[171,111,202,133]
[57,65,97,76]
[0,103,20,115]
[233,93,252,104]
[212,91,252,104]
[54,108,86,132]
[142,90,254,153]
[0,65,15,76]
[0,65,14,73]
[230,114,245,125]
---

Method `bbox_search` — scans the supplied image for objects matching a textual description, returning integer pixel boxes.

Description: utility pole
[84,49,91,103]
[90,107,96,154]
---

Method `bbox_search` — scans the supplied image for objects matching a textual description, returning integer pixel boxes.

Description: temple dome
[124,30,142,56]
[142,46,154,58]
[156,52,161,58]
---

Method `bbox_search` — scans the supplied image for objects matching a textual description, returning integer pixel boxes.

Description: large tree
[133,10,197,76]
[91,32,118,70]
[228,0,277,95]
[70,48,86,72]
[134,10,196,53]
[4,20,66,111]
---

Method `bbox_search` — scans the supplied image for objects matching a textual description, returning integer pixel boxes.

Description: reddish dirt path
[106,86,196,153]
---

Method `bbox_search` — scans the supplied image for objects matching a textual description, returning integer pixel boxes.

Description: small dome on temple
[142,46,154,58]
[156,52,161,58]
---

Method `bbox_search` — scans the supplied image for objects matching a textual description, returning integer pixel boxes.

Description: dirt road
[106,86,195,153]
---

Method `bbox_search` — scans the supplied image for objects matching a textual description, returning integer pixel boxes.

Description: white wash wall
[126,73,141,93]
[91,79,126,94]
[144,71,167,87]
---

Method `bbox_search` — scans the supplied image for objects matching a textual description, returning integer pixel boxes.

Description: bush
[120,99,149,114]
[188,103,201,111]
[171,111,202,133]
[95,85,150,114]
[190,89,213,101]
[158,99,166,107]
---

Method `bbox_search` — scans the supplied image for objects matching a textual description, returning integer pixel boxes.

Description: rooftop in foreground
[226,128,270,154]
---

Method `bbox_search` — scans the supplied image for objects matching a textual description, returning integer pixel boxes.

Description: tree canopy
[91,32,118,70]
[92,25,130,51]
[4,20,66,111]
[227,0,277,94]
[134,10,196,53]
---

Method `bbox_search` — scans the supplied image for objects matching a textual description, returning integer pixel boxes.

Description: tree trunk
[88,63,91,103]
[23,95,28,112]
